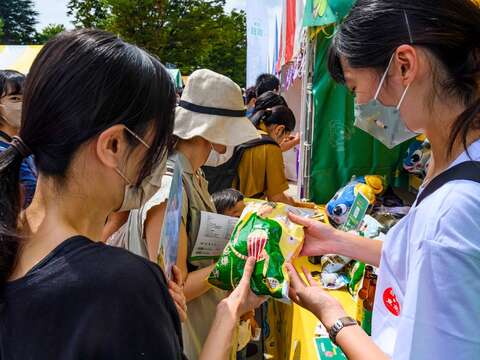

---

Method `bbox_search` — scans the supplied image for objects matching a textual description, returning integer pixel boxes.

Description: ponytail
[1,29,177,288]
[251,106,296,132]
[251,91,290,129]
[250,109,272,128]
[0,146,25,287]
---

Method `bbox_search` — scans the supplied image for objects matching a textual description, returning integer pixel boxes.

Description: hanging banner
[303,0,356,27]
[246,0,283,86]
[293,0,306,58]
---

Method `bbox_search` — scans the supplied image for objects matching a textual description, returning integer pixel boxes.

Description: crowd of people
[0,0,480,359]
[0,30,311,360]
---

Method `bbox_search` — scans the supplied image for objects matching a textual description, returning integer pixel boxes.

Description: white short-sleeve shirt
[372,139,480,359]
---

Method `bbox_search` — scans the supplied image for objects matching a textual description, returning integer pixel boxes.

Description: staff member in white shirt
[287,0,480,359]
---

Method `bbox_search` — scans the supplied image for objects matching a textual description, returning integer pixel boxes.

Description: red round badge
[383,287,401,316]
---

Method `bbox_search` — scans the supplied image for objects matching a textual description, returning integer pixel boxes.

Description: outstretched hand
[280,132,301,152]
[288,212,341,256]
[286,263,346,329]
[223,257,267,319]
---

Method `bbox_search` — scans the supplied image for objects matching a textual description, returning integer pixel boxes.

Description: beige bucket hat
[174,69,260,146]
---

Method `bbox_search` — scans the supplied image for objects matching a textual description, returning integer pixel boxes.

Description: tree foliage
[0,0,38,44]
[36,24,66,43]
[68,0,247,86]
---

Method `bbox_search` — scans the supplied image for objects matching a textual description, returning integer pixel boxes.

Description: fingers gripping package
[208,202,304,301]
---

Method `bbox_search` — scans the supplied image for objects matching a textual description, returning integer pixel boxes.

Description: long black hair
[328,0,480,155]
[0,70,25,98]
[0,29,176,287]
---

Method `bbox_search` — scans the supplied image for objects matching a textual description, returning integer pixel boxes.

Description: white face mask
[115,127,168,211]
[0,101,22,128]
[354,53,418,149]
[204,144,234,167]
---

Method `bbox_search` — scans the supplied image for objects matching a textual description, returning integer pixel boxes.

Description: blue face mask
[354,54,418,149]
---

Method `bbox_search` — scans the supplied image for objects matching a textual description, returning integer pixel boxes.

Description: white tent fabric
[0,45,43,74]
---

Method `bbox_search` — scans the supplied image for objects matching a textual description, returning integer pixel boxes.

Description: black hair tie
[11,136,32,158]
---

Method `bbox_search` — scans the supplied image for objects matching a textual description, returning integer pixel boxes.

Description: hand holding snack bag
[208,202,304,301]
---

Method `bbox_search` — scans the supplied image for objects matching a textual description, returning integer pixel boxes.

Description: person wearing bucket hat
[107,69,259,359]
[174,69,259,146]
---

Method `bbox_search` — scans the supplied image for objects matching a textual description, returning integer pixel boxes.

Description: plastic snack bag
[320,254,352,273]
[320,272,350,290]
[208,202,304,300]
[348,261,366,295]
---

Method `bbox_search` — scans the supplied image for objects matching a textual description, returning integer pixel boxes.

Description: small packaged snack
[320,254,352,273]
[348,261,366,295]
[208,202,304,301]
[320,272,350,290]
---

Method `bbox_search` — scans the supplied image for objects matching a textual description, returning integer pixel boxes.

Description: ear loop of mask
[115,126,151,185]
[373,9,414,108]
[124,126,151,149]
[373,53,410,110]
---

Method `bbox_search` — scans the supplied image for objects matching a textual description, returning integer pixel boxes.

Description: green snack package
[208,203,304,300]
[348,261,366,295]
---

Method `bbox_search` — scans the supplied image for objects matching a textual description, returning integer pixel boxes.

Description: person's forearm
[336,325,389,360]
[334,231,383,267]
[199,301,237,360]
[269,192,299,207]
[308,302,388,360]
[184,264,216,302]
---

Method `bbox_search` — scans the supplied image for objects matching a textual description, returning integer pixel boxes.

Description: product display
[208,202,304,300]
[403,138,431,178]
[358,215,384,239]
[326,175,384,225]
[357,265,377,335]
[348,261,366,295]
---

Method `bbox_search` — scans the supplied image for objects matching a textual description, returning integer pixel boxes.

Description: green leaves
[0,0,38,44]
[36,24,66,43]
[68,0,247,86]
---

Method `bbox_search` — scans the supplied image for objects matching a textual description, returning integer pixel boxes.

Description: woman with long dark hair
[0,29,263,359]
[288,1,480,359]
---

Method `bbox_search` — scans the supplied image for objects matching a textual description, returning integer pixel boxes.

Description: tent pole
[300,30,316,200]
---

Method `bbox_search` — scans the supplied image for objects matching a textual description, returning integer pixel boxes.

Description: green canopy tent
[167,68,184,89]
[301,0,411,203]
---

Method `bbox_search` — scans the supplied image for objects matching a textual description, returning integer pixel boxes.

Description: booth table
[263,257,358,360]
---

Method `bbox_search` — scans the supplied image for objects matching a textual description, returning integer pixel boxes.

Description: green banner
[303,0,356,27]
[309,33,411,203]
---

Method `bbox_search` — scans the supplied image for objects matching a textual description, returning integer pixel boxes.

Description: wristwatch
[328,316,357,344]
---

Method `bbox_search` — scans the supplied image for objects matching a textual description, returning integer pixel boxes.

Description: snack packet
[320,254,352,273]
[348,261,366,295]
[208,202,304,300]
[320,272,350,290]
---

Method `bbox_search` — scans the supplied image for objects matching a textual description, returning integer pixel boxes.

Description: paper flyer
[190,211,238,261]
